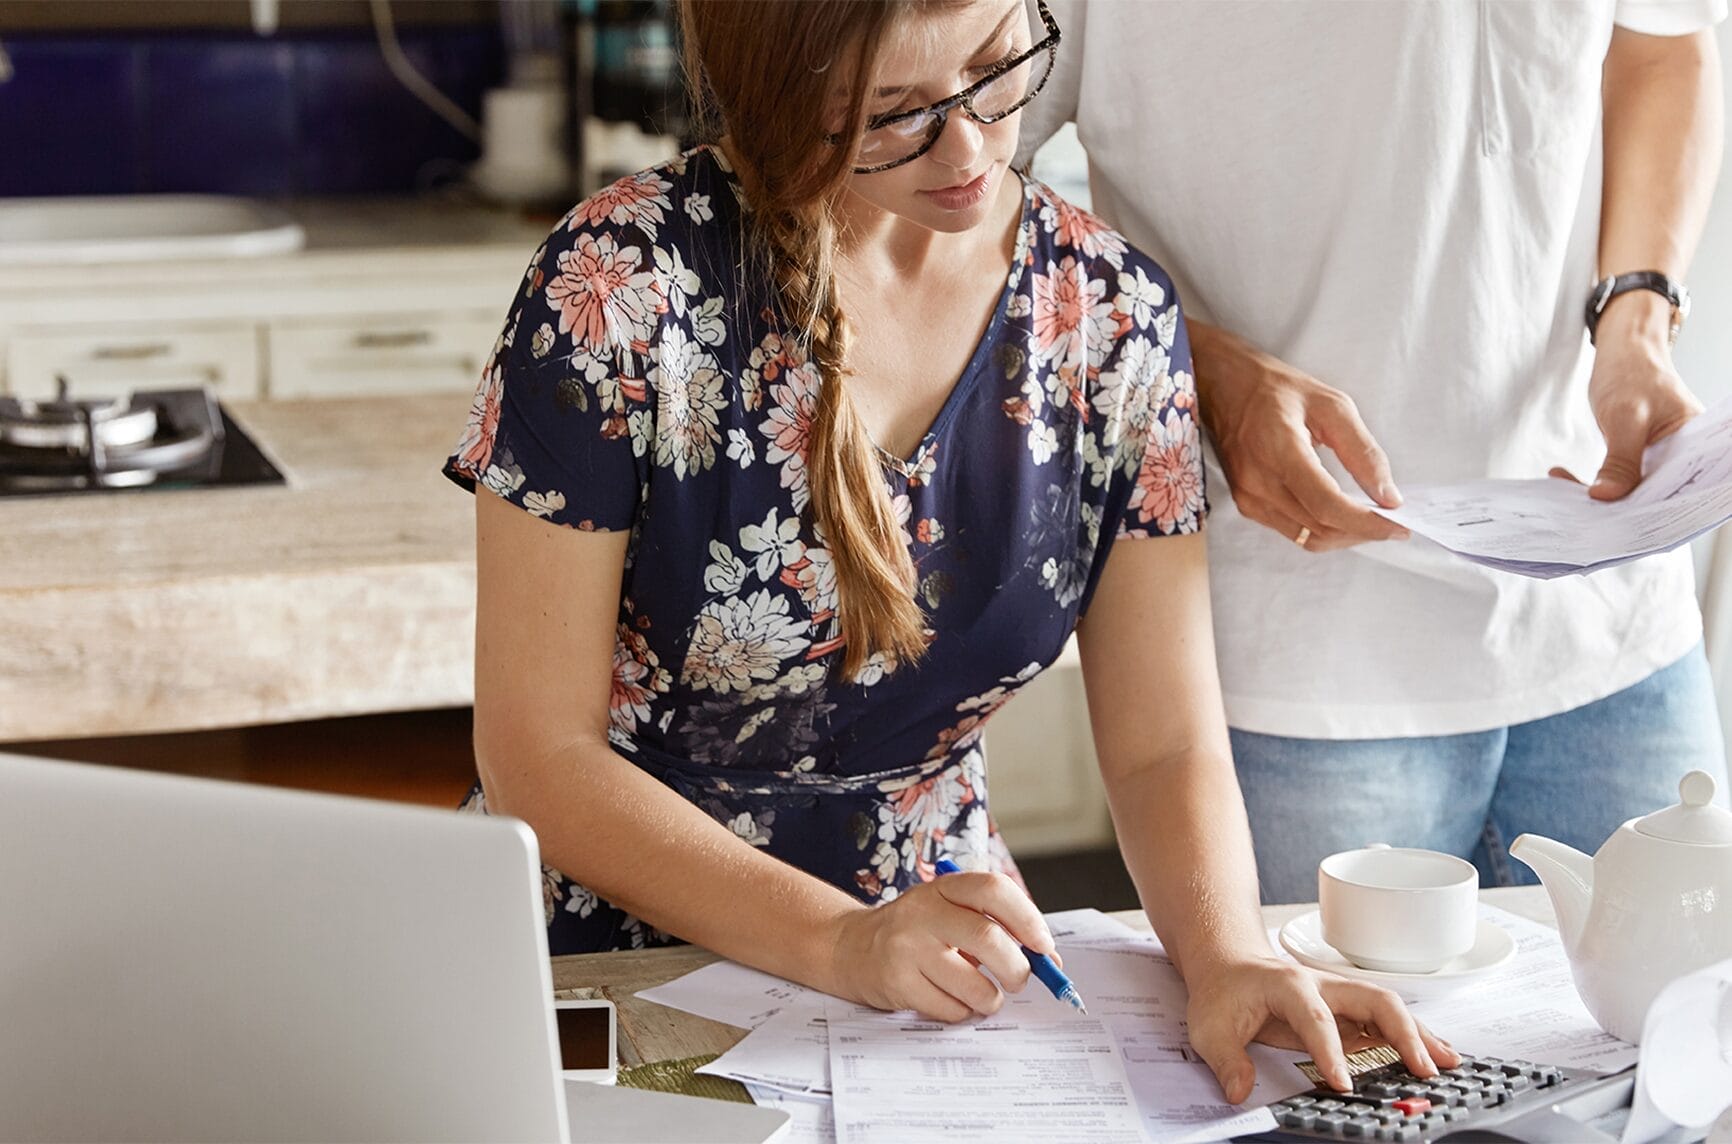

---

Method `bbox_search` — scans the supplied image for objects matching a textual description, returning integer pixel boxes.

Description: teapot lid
[1634,771,1732,845]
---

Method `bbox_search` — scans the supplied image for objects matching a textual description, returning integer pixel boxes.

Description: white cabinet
[266,313,497,398]
[4,322,262,399]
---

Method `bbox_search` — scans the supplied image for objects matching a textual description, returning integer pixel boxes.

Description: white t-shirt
[1020,0,1725,739]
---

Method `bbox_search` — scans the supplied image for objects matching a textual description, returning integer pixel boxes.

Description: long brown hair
[679,0,936,679]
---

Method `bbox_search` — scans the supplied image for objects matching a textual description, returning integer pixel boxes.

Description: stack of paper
[1366,396,1732,578]
[633,905,1629,1144]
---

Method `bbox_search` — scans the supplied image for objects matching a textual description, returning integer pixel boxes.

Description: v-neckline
[873,176,1035,482]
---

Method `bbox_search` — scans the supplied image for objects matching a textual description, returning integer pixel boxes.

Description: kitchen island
[0,393,477,740]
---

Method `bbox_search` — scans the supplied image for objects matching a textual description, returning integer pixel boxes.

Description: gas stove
[0,383,285,497]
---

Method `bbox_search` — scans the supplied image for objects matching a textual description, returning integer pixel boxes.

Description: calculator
[1238,1052,1639,1143]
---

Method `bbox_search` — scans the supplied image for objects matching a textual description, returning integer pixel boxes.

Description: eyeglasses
[832,0,1061,175]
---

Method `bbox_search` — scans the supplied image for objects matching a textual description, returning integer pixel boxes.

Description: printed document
[1366,394,1732,577]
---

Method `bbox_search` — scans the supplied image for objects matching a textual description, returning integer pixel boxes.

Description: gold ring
[1294,526,1312,548]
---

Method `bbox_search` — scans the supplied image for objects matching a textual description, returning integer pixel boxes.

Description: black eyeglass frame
[829,0,1062,175]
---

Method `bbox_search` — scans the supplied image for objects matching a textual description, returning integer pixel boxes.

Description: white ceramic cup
[1318,844,1478,974]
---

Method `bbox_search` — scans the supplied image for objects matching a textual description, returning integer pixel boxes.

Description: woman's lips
[920,169,992,210]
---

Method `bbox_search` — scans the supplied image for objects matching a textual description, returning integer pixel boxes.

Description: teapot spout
[1509,834,1594,952]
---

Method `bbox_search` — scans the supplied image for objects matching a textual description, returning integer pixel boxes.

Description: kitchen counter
[0,393,478,741]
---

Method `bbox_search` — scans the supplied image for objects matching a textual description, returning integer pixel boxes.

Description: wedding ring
[1294,526,1312,549]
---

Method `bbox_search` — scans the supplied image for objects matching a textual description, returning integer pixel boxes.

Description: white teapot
[1509,770,1732,1044]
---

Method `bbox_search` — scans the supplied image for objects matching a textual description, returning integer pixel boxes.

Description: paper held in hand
[1363,395,1732,578]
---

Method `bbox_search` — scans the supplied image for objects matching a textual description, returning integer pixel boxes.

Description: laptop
[0,752,788,1143]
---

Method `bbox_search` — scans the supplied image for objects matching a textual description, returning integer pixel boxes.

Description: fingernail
[1379,482,1402,506]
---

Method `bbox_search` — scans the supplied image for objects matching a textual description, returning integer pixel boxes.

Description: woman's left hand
[1182,954,1461,1104]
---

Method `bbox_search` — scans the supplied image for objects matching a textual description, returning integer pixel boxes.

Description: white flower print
[692,296,727,348]
[682,590,810,694]
[684,192,713,225]
[648,324,725,478]
[1026,420,1059,465]
[544,231,663,356]
[1154,304,1179,350]
[568,169,673,240]
[851,651,892,688]
[626,408,654,459]
[481,462,525,498]
[1094,335,1165,461]
[740,507,804,580]
[727,427,756,468]
[702,540,749,594]
[531,322,555,359]
[563,882,600,919]
[1114,265,1166,330]
[523,489,566,518]
[744,662,828,703]
[652,243,701,318]
[726,810,774,847]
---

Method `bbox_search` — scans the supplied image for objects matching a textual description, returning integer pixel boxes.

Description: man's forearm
[1598,27,1723,346]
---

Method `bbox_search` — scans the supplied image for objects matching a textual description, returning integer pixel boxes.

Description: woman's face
[844,0,1035,235]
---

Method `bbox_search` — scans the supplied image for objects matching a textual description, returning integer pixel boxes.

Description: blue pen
[933,857,1088,1014]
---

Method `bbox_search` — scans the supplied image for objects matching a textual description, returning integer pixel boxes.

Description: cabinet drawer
[267,314,495,398]
[4,323,261,399]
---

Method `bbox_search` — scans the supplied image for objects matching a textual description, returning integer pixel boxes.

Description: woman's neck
[835,170,1022,285]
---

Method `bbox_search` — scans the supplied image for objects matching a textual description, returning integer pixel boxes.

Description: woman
[445,0,1452,1102]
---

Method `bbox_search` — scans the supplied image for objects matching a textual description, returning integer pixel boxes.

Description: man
[1019,0,1729,902]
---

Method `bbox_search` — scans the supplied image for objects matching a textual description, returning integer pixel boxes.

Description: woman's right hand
[825,871,1055,1022]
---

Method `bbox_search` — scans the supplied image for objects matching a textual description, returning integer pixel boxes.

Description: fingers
[1590,407,1651,501]
[1316,979,1440,1079]
[933,871,1054,956]
[906,961,981,1023]
[1268,979,1353,1091]
[922,949,1005,1018]
[1548,466,1584,485]
[1309,390,1402,509]
[1189,1034,1260,1106]
[933,905,1033,993]
[1284,447,1409,542]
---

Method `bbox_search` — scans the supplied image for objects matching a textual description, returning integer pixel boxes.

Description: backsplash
[0,27,503,197]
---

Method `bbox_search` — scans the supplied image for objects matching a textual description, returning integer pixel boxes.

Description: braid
[758,205,927,679]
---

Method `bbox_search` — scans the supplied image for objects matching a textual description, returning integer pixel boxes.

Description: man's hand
[1576,292,1703,499]
[1189,320,1409,553]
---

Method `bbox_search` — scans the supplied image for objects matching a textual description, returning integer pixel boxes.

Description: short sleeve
[443,176,677,531]
[1614,0,1726,34]
[1094,258,1208,545]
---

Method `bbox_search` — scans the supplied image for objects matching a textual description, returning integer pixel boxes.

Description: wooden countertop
[0,393,479,741]
[554,887,1557,1069]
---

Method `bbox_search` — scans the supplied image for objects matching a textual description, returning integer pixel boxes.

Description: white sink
[0,196,305,265]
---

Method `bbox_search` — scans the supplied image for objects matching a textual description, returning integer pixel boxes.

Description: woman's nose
[925,108,985,173]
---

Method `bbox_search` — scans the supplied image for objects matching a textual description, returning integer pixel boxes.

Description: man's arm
[1586,26,1722,498]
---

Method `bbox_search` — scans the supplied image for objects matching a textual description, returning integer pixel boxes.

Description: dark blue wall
[0,28,504,196]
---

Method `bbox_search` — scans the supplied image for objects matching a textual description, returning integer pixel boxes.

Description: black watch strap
[1585,271,1691,346]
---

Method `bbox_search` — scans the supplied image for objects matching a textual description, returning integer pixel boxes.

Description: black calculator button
[1315,1099,1347,1113]
[1506,1074,1533,1092]
[1279,1109,1318,1130]
[1317,1110,1352,1131]
[1344,1117,1379,1137]
[1286,1096,1317,1108]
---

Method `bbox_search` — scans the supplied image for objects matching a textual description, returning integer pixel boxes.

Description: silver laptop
[0,752,788,1143]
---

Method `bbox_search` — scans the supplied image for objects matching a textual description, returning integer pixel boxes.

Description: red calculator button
[1392,1098,1432,1117]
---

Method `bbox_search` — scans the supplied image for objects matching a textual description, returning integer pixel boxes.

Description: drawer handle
[91,342,173,360]
[352,329,434,349]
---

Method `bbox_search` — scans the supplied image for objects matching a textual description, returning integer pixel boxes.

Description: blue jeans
[1231,644,1728,904]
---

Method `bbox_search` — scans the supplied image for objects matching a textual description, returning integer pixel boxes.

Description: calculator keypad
[1268,1054,1566,1142]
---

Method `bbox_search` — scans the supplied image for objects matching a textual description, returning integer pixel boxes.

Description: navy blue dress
[445,145,1205,954]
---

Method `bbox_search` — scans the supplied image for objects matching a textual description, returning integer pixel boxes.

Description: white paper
[826,1012,1149,1144]
[636,958,817,1032]
[698,1005,834,1097]
[1622,957,1732,1144]
[1365,394,1732,578]
[743,1085,835,1144]
[1404,906,1640,1074]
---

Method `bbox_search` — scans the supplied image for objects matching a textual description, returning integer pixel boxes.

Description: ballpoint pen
[932,857,1089,1014]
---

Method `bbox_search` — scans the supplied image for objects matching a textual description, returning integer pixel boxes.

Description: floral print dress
[444,145,1206,955]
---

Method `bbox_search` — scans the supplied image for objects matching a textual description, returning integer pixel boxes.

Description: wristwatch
[1585,271,1691,346]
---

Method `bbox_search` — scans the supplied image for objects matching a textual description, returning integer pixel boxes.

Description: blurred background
[0,2,1727,912]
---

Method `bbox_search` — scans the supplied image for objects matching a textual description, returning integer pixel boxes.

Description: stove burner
[0,383,284,497]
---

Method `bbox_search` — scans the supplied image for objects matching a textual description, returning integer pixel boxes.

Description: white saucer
[1278,911,1516,1004]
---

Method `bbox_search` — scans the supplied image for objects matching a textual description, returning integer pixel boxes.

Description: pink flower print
[1045,194,1128,266]
[454,361,504,473]
[610,625,670,736]
[1030,256,1107,375]
[545,232,664,355]
[568,171,674,240]
[1131,409,1205,533]
[760,359,821,511]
